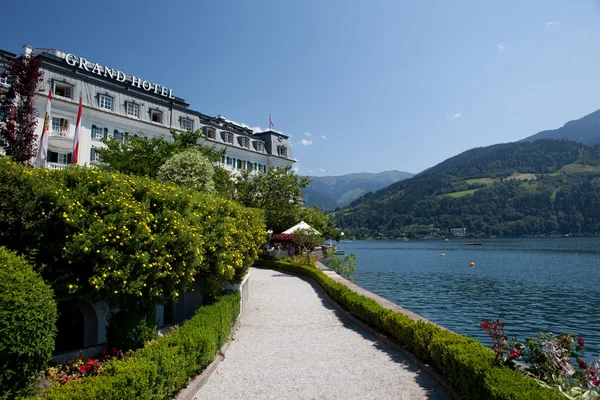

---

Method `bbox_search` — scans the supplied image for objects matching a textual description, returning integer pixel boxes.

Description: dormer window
[98,94,113,111]
[238,137,250,148]
[150,109,163,124]
[180,117,193,131]
[254,141,265,152]
[222,132,233,144]
[204,126,216,139]
[277,146,288,157]
[54,81,73,99]
[126,102,140,118]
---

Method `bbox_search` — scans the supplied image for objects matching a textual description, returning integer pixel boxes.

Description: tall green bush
[0,158,265,309]
[157,148,215,193]
[0,247,57,399]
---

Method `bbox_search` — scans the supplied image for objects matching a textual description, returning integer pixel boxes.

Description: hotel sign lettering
[65,53,175,99]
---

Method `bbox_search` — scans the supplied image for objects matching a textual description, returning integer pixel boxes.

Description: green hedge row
[255,260,563,400]
[39,292,240,400]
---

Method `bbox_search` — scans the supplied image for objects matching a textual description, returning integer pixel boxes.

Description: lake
[338,238,600,360]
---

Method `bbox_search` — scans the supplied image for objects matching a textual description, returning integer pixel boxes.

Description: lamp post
[267,229,273,243]
[341,231,344,242]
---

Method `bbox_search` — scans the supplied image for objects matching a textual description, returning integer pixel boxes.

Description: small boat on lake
[466,242,482,246]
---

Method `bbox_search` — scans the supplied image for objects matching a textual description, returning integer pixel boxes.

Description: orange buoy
[441,253,445,257]
[469,262,475,267]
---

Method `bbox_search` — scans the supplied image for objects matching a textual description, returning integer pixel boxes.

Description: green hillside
[301,170,413,210]
[333,140,600,238]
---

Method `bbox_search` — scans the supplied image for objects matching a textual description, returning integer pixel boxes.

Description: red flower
[508,348,520,360]
[102,349,108,355]
[112,347,118,354]
[593,379,600,387]
[480,321,488,328]
[577,337,585,347]
[88,360,95,365]
[578,360,588,370]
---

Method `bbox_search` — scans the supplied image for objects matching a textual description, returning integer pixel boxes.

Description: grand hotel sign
[65,53,175,99]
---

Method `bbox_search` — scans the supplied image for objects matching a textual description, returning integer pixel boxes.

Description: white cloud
[319,168,325,173]
[304,132,312,137]
[300,139,313,145]
[581,32,589,36]
[452,112,461,119]
[308,169,314,173]
[545,21,557,26]
[496,44,505,51]
[321,135,327,140]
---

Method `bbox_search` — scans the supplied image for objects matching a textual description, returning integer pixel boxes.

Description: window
[204,126,216,139]
[58,153,68,165]
[51,117,70,136]
[48,151,71,165]
[263,165,267,173]
[91,125,106,141]
[223,132,233,144]
[54,81,73,99]
[126,102,139,118]
[221,155,226,164]
[237,159,242,169]
[254,141,265,152]
[150,109,163,124]
[90,148,101,163]
[238,137,250,148]
[113,130,125,142]
[0,73,8,86]
[98,94,112,111]
[226,156,232,165]
[278,146,288,157]
[181,118,193,131]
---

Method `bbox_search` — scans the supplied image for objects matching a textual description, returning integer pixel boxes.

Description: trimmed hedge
[0,247,57,399]
[40,292,240,399]
[256,260,564,400]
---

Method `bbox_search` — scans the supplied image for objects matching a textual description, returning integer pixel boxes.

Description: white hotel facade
[0,45,295,172]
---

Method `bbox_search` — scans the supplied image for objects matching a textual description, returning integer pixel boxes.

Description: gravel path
[195,268,451,400]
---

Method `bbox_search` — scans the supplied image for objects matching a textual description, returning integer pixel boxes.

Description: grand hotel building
[0,45,295,172]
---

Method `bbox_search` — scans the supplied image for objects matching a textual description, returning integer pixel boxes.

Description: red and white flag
[269,114,274,129]
[35,90,52,168]
[71,94,82,164]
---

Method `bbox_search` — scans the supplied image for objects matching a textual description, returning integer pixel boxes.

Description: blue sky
[3,0,600,176]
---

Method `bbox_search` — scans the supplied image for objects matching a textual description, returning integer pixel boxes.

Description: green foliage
[297,205,339,239]
[213,166,236,199]
[336,140,600,238]
[325,249,356,281]
[97,129,224,178]
[292,228,323,262]
[40,293,240,400]
[233,165,310,232]
[255,259,565,400]
[0,247,57,399]
[157,148,215,193]
[106,309,158,351]
[0,159,265,309]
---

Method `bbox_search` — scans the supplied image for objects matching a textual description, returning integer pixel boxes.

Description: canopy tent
[282,220,320,235]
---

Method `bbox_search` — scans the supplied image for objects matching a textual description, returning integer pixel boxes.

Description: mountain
[302,170,414,210]
[333,139,600,239]
[522,109,600,145]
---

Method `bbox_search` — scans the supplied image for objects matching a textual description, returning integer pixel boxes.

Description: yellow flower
[84,247,89,252]
[68,284,73,289]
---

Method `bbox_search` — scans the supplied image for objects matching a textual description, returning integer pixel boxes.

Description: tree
[233,166,310,233]
[292,228,323,264]
[0,54,44,165]
[326,249,357,281]
[97,129,223,178]
[157,148,215,193]
[297,205,339,239]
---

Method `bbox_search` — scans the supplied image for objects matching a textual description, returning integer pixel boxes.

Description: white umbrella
[282,221,320,235]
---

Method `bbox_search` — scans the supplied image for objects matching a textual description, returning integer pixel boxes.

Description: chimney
[22,45,33,57]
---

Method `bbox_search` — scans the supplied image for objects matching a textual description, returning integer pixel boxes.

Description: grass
[505,173,537,181]
[558,164,600,174]
[520,181,539,192]
[465,178,499,185]
[445,189,477,198]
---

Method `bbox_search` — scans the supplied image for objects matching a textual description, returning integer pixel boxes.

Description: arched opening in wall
[55,300,84,352]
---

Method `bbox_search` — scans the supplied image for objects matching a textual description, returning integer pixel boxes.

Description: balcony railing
[46,162,68,170]
[50,128,72,138]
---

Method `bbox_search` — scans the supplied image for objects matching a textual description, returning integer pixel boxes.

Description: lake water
[339,238,600,360]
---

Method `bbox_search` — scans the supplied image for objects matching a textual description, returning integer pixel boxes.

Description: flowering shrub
[45,348,125,385]
[481,321,600,398]
[0,159,265,308]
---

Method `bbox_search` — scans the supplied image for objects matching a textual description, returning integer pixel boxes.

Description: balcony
[47,162,68,170]
[50,127,73,138]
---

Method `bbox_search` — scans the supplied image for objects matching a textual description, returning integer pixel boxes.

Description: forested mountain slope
[333,140,600,238]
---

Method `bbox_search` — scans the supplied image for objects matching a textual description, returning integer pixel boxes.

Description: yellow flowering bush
[0,159,264,309]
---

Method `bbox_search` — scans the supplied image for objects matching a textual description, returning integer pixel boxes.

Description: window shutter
[114,129,120,141]
[67,153,72,164]
[92,124,97,139]
[104,127,108,140]
[46,149,51,162]
[124,132,129,142]
[90,147,95,161]
[221,155,225,163]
